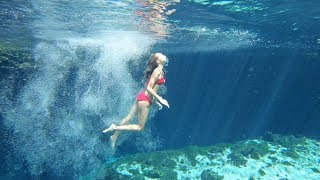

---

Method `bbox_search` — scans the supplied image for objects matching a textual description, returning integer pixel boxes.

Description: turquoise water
[0,0,319,178]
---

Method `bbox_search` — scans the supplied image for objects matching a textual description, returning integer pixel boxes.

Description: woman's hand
[156,101,163,110]
[159,97,170,108]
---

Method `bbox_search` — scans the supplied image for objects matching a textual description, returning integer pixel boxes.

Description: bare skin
[102,53,169,150]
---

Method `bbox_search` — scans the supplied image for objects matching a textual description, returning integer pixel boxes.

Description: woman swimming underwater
[102,53,170,149]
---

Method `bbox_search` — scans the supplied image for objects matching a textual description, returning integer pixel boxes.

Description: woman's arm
[146,68,162,101]
[146,68,170,108]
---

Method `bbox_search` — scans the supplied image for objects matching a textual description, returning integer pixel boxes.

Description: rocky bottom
[84,132,320,179]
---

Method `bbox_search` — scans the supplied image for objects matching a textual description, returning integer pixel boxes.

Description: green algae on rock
[91,133,320,179]
[0,41,35,69]
[258,168,266,176]
[311,168,320,173]
[201,169,223,180]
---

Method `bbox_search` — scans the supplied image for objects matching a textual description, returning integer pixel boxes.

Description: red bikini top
[156,76,165,85]
[146,76,165,87]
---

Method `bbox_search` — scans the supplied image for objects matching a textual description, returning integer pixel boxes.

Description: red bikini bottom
[137,91,152,105]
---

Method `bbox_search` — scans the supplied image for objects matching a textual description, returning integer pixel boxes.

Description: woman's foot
[102,124,116,133]
[110,135,117,150]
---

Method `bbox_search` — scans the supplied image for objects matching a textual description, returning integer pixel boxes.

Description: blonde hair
[145,53,159,79]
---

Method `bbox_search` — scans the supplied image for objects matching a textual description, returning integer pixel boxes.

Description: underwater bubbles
[2,31,162,176]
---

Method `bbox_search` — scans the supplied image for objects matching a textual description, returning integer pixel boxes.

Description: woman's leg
[103,101,150,149]
[104,101,150,132]
[112,101,150,131]
[137,101,150,130]
[109,102,138,147]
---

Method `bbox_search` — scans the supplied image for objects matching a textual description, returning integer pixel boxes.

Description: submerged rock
[227,139,271,167]
[85,133,320,179]
[258,168,266,176]
[201,169,223,180]
[0,41,35,69]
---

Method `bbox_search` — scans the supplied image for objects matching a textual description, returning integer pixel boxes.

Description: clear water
[0,0,319,178]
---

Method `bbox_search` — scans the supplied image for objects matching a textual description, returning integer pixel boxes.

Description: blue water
[0,0,319,178]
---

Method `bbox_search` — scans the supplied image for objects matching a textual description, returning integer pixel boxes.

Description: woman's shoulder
[151,67,162,78]
[152,67,161,74]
